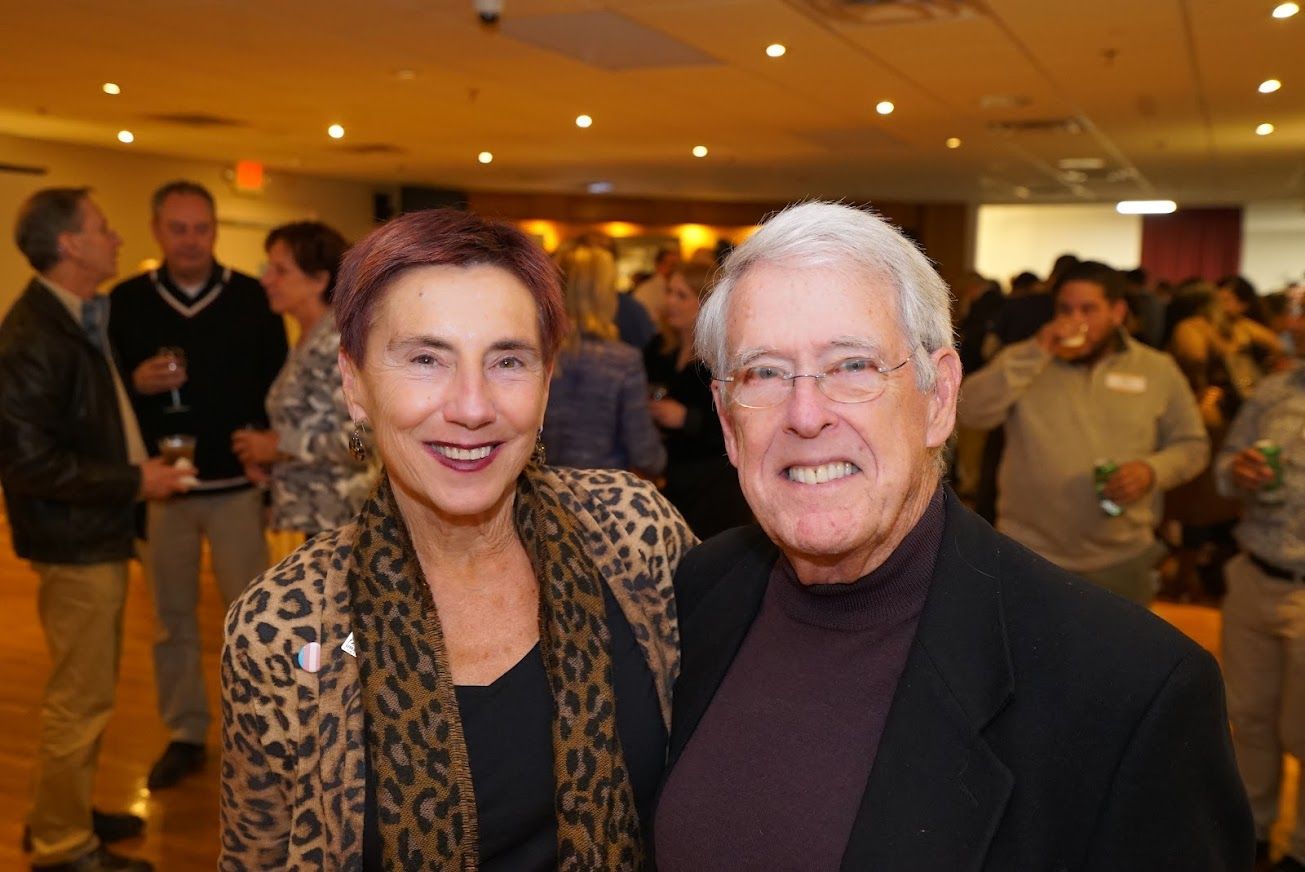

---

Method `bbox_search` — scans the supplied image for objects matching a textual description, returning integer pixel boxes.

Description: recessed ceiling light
[876,100,895,116]
[587,181,613,194]
[1259,78,1282,93]
[102,82,121,96]
[478,151,494,164]
[395,69,417,81]
[766,43,786,58]
[575,114,593,129]
[945,137,962,149]
[1256,122,1275,135]
[327,123,345,139]
[1116,200,1177,214]
[1272,2,1299,18]
[116,130,134,144]
[692,145,709,158]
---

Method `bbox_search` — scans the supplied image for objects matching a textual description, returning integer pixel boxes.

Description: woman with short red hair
[219,208,695,870]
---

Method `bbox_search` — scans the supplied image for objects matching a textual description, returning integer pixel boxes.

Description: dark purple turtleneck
[655,487,945,871]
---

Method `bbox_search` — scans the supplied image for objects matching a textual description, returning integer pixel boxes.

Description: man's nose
[783,375,836,437]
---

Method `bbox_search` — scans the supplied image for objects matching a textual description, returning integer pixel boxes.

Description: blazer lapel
[667,528,775,768]
[842,491,1015,871]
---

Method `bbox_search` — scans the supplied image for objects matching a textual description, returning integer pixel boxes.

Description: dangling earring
[532,428,547,466]
[348,421,369,462]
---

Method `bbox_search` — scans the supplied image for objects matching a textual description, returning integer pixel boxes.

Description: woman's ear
[339,350,369,423]
[311,270,331,300]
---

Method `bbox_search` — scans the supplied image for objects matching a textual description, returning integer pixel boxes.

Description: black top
[109,262,287,491]
[656,488,942,870]
[362,584,665,871]
[642,345,751,538]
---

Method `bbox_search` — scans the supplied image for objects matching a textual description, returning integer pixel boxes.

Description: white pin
[341,632,356,658]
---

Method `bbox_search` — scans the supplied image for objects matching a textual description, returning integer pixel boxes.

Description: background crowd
[0,180,1301,871]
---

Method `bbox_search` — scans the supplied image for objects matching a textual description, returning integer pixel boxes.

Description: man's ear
[1110,298,1130,327]
[339,350,369,424]
[925,346,961,450]
[712,380,740,468]
[55,229,80,265]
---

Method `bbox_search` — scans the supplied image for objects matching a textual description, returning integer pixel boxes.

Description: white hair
[694,201,954,393]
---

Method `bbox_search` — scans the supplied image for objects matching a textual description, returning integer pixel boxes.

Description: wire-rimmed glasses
[716,356,912,409]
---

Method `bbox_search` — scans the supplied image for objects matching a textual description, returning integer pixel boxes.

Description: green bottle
[1254,439,1285,504]
[1094,459,1123,517]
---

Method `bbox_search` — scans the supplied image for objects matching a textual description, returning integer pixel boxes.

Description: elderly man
[1,188,190,872]
[1216,285,1305,872]
[654,202,1252,870]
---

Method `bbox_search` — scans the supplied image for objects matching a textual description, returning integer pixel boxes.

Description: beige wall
[1242,201,1305,292]
[975,201,1305,293]
[0,133,383,316]
[975,204,1143,288]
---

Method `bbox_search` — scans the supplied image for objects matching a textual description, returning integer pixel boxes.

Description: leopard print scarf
[347,466,643,870]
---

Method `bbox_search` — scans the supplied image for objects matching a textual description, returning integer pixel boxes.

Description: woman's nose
[442,368,495,428]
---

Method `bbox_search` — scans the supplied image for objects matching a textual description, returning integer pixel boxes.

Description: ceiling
[1,0,1302,206]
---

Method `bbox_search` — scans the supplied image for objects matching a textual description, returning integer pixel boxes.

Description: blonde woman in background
[541,241,667,477]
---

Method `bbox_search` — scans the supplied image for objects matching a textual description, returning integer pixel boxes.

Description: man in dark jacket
[0,188,189,871]
[654,202,1253,870]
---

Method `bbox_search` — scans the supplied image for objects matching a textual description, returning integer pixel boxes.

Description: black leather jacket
[0,279,140,563]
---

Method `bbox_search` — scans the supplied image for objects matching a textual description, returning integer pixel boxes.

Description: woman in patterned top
[231,221,377,536]
[219,209,695,871]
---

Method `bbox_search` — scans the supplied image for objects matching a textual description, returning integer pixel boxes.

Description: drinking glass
[159,346,189,413]
[158,434,196,466]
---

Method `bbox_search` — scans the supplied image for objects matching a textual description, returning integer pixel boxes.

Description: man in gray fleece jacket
[957,260,1208,604]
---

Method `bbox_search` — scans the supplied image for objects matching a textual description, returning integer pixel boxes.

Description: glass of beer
[158,434,197,466]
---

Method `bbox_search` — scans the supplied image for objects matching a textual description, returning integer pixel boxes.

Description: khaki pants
[147,488,268,744]
[27,560,129,865]
[1222,553,1305,863]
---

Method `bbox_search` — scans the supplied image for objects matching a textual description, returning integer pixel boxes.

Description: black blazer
[667,488,1254,871]
[0,279,140,563]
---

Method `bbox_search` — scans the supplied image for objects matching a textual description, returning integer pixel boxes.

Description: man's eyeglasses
[716,356,913,409]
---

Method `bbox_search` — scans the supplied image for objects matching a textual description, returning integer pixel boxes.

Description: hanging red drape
[1140,207,1242,284]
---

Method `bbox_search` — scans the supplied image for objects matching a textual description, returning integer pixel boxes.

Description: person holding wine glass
[231,221,377,539]
[107,180,288,791]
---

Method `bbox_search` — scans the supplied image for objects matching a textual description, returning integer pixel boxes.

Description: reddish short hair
[335,209,567,362]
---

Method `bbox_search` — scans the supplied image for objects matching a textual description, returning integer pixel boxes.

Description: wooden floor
[0,513,1295,869]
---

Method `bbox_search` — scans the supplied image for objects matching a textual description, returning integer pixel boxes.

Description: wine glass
[159,346,189,413]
